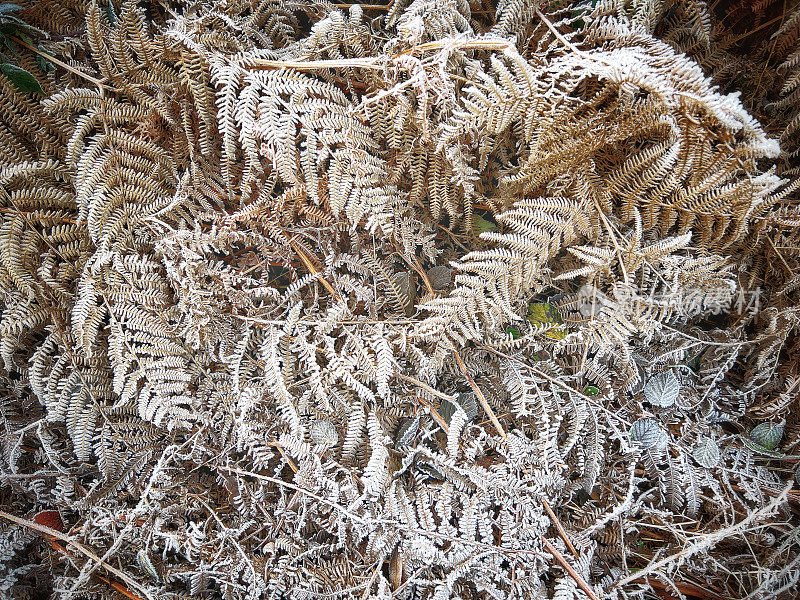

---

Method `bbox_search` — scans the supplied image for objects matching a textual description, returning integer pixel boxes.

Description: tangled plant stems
[2,0,800,599]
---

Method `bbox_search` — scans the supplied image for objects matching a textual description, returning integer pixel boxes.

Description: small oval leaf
[527,302,567,340]
[390,271,416,316]
[629,418,668,451]
[395,416,419,448]
[0,4,24,15]
[643,371,680,407]
[440,392,478,425]
[456,392,478,421]
[33,510,63,532]
[1,63,43,94]
[472,214,497,236]
[310,419,338,447]
[749,421,784,451]
[692,437,720,468]
[136,549,159,583]
[427,266,452,290]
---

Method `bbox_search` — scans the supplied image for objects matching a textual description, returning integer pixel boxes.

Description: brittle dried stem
[10,36,120,92]
[540,535,601,600]
[0,510,153,600]
[542,498,579,559]
[615,483,794,588]
[452,346,507,439]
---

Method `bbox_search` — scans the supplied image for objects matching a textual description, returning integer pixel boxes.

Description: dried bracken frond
[1,1,800,600]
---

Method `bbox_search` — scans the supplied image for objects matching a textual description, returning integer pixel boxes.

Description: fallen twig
[542,498,579,559]
[394,373,457,402]
[0,510,152,600]
[614,483,794,588]
[452,348,507,439]
[9,36,120,92]
[541,535,601,600]
[288,238,343,302]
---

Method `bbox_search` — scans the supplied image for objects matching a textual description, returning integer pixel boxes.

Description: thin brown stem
[542,498,579,559]
[288,238,343,302]
[10,36,120,92]
[0,510,153,600]
[540,536,601,600]
[452,347,507,439]
[394,373,457,402]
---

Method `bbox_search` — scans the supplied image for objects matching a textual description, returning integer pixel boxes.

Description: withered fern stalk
[1,0,800,599]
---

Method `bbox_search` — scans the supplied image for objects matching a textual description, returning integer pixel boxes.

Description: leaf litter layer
[1,1,800,599]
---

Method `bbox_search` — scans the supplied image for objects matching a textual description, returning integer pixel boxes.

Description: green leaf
[0,17,47,39]
[583,385,599,397]
[741,436,785,458]
[505,326,520,340]
[1,62,43,93]
[35,45,54,72]
[748,421,784,451]
[527,302,567,340]
[472,214,497,236]
[685,350,701,373]
[104,2,117,27]
[1,32,17,54]
[136,549,160,583]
